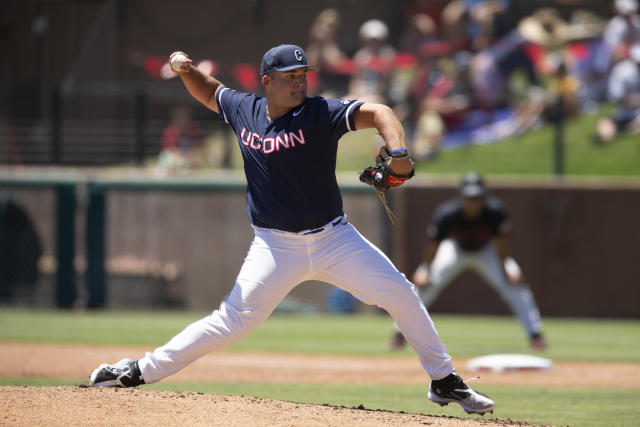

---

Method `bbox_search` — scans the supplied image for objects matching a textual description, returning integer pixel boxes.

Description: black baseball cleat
[428,372,495,415]
[89,359,145,388]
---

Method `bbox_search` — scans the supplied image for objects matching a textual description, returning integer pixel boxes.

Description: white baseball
[170,53,188,72]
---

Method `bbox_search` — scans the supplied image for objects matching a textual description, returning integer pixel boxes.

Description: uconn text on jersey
[240,128,306,153]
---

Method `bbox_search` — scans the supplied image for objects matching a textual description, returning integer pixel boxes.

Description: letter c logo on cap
[294,50,303,61]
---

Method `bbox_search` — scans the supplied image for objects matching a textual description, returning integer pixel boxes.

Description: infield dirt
[2,342,639,426]
[2,386,535,426]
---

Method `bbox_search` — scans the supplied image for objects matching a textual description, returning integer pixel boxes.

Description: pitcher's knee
[209,302,267,341]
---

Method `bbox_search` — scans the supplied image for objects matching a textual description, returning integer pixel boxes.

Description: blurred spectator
[158,105,203,173]
[595,43,640,142]
[442,0,512,52]
[406,7,575,158]
[473,9,576,120]
[411,51,478,159]
[305,8,352,97]
[395,14,445,111]
[398,11,441,53]
[564,9,612,113]
[347,19,396,104]
[547,57,580,119]
[604,0,640,62]
[404,0,448,28]
[418,10,553,147]
[393,15,443,116]
[395,13,454,158]
[473,8,566,110]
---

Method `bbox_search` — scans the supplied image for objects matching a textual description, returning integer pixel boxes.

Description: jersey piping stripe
[344,101,362,131]
[217,87,230,124]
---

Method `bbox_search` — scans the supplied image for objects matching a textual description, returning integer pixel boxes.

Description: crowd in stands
[305,0,640,159]
[157,0,640,169]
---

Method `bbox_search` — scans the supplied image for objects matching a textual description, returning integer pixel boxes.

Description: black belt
[302,217,343,235]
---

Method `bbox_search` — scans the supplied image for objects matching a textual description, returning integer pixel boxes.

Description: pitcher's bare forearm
[177,65,224,113]
[354,103,406,151]
[354,102,413,175]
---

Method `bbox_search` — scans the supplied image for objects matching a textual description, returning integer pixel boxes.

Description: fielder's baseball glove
[359,146,415,192]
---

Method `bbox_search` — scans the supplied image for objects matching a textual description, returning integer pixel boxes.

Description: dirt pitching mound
[1,386,535,427]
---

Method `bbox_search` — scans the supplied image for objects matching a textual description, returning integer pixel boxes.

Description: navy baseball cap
[260,44,319,76]
[460,172,487,197]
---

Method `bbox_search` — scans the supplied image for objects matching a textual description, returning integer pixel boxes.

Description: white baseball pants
[138,219,454,384]
[421,238,543,336]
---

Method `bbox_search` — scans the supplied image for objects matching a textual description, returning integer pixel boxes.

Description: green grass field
[335,107,640,178]
[1,309,639,426]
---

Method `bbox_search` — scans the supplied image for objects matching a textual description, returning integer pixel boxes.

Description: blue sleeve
[216,87,252,131]
[323,98,364,140]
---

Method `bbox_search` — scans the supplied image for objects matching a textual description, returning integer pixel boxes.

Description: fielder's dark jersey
[216,87,363,232]
[427,197,507,251]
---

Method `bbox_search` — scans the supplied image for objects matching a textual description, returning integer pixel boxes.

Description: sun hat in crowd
[615,0,638,14]
[518,8,569,48]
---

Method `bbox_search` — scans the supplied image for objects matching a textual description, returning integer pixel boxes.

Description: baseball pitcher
[89,44,494,415]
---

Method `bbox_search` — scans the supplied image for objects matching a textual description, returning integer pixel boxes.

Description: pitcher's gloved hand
[359,146,415,192]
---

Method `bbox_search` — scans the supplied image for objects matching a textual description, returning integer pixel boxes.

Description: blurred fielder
[89,44,494,415]
[389,172,546,351]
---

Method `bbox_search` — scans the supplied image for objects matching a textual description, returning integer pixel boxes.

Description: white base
[466,353,552,372]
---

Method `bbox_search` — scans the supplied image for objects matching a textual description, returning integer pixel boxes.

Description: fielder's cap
[518,8,569,49]
[460,172,488,198]
[567,10,604,41]
[260,44,319,76]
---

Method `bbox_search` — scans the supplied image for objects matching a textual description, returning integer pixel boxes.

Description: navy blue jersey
[428,197,507,251]
[216,87,363,232]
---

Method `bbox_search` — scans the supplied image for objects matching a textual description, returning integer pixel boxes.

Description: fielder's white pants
[139,219,454,384]
[418,239,543,336]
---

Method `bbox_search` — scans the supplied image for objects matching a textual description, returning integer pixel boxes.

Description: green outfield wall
[394,182,640,318]
[1,171,638,317]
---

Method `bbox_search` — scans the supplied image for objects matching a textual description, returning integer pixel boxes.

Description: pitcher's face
[264,69,308,109]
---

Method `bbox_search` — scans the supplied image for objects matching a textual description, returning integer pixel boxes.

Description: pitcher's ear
[261,73,271,87]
